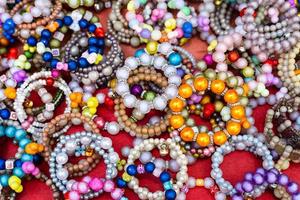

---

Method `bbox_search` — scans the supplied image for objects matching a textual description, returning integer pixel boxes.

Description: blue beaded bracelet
[26,9,105,71]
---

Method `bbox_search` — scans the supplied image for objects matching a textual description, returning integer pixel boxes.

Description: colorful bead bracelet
[169,69,250,158]
[26,9,105,71]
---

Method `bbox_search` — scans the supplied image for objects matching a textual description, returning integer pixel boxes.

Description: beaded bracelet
[72,33,124,87]
[115,42,182,114]
[113,67,170,138]
[107,0,140,47]
[125,0,197,45]
[13,71,71,141]
[264,95,300,162]
[198,0,239,44]
[117,138,188,200]
[237,0,300,60]
[26,9,105,71]
[233,167,300,200]
[277,42,300,95]
[169,69,250,158]
[68,81,121,135]
[0,123,44,193]
[1,0,63,42]
[49,132,119,199]
[210,134,274,197]
[211,32,280,98]
[42,112,100,161]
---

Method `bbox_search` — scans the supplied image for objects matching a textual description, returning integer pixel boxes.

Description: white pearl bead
[100,137,112,149]
[107,121,120,135]
[153,96,167,110]
[56,152,68,165]
[109,152,119,163]
[123,94,136,108]
[56,168,69,180]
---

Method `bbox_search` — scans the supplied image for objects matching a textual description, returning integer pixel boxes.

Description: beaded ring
[210,134,274,197]
[49,132,120,199]
[117,138,188,200]
[26,9,105,71]
[13,71,71,141]
[237,0,300,60]
[125,0,197,45]
[264,95,300,163]
[0,123,44,193]
[277,42,300,95]
[232,167,300,200]
[115,42,182,114]
[168,69,250,158]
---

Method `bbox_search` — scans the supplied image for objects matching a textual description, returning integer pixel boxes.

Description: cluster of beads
[233,167,300,200]
[125,0,197,45]
[210,134,274,198]
[237,0,300,59]
[0,122,43,193]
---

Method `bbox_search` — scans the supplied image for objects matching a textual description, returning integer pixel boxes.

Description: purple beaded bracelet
[233,168,300,200]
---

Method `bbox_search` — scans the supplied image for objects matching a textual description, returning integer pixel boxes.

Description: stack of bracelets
[237,0,300,60]
[1,0,300,199]
[211,32,281,97]
[125,0,197,45]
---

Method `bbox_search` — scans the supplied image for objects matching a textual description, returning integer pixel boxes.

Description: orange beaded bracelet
[168,69,250,157]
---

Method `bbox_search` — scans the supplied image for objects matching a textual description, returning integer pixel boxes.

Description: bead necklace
[114,66,170,138]
[264,94,300,163]
[169,68,250,158]
[49,131,119,199]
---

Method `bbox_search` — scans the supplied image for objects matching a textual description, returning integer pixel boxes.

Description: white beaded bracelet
[125,138,188,199]
[13,71,71,141]
[115,43,182,114]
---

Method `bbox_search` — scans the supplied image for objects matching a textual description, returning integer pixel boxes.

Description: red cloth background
[2,9,300,200]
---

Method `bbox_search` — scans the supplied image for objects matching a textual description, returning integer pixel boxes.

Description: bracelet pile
[1,0,300,199]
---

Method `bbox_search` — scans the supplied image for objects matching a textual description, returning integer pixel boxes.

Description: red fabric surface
[4,8,300,200]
